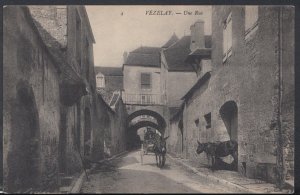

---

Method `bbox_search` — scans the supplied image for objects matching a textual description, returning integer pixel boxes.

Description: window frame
[223,12,233,63]
[245,6,258,35]
[96,74,105,88]
[140,72,152,90]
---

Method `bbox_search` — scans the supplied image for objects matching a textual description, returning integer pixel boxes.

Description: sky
[86,6,212,67]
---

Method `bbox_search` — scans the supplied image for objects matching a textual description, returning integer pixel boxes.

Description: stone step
[60,176,74,186]
[59,186,72,193]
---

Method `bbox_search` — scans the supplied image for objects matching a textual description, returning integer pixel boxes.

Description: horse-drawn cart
[140,138,154,165]
[140,135,168,167]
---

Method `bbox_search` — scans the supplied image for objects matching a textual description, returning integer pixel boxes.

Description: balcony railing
[122,93,164,105]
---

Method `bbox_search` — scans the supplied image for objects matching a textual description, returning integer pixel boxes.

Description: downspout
[276,6,285,190]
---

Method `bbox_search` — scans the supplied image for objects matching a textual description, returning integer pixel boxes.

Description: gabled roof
[124,46,161,67]
[163,36,194,72]
[162,33,179,48]
[94,66,123,76]
[163,35,212,72]
[131,46,161,54]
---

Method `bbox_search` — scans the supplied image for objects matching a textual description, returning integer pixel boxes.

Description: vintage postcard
[2,4,295,194]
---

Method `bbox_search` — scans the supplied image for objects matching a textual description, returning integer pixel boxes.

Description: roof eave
[184,49,212,64]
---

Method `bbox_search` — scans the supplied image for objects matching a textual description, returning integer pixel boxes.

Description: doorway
[9,81,40,191]
[219,101,238,142]
[219,101,238,171]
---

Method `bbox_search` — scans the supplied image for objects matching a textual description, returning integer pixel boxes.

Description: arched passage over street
[127,109,166,130]
[128,121,163,135]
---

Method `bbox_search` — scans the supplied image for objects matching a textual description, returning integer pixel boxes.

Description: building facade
[3,5,107,193]
[167,5,294,185]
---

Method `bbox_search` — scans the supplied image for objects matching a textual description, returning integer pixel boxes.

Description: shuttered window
[141,73,151,89]
[223,12,232,62]
[245,6,258,34]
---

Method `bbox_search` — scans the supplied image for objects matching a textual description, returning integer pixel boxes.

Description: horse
[153,134,169,168]
[196,140,238,171]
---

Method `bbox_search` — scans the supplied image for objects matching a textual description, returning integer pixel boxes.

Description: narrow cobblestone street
[3,5,294,194]
[80,151,247,193]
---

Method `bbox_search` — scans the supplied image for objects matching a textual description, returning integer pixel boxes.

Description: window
[96,74,105,88]
[141,73,151,89]
[245,6,258,35]
[204,113,211,129]
[223,12,232,62]
[194,119,199,127]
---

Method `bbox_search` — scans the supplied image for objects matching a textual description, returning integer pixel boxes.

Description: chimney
[123,51,128,63]
[190,19,205,51]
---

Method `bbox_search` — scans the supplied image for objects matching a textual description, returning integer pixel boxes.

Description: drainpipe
[276,6,285,190]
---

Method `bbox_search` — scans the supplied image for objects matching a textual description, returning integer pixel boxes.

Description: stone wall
[97,94,128,157]
[280,6,295,179]
[167,6,294,184]
[108,99,128,156]
[3,6,61,192]
[3,5,104,193]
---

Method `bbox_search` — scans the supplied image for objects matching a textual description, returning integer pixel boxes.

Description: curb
[70,150,129,193]
[166,154,256,193]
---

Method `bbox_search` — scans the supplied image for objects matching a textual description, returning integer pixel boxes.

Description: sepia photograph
[2,4,295,194]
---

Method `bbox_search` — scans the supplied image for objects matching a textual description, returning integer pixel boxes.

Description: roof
[163,35,212,72]
[162,33,179,48]
[163,36,194,71]
[94,66,123,76]
[124,46,161,67]
[181,72,211,100]
[131,46,161,54]
[97,88,114,105]
[185,48,212,64]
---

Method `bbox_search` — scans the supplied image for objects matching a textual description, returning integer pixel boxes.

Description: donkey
[196,140,238,171]
[153,134,169,168]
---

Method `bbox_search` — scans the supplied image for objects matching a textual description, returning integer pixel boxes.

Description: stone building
[160,27,212,156]
[94,66,123,104]
[3,5,106,193]
[122,46,168,148]
[167,5,294,186]
[94,66,127,157]
[160,29,211,108]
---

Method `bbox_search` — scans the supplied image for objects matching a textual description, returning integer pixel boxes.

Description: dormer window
[96,73,105,88]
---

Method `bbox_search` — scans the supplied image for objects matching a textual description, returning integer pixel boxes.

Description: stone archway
[127,109,167,149]
[219,101,238,171]
[7,81,40,192]
[128,109,166,132]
